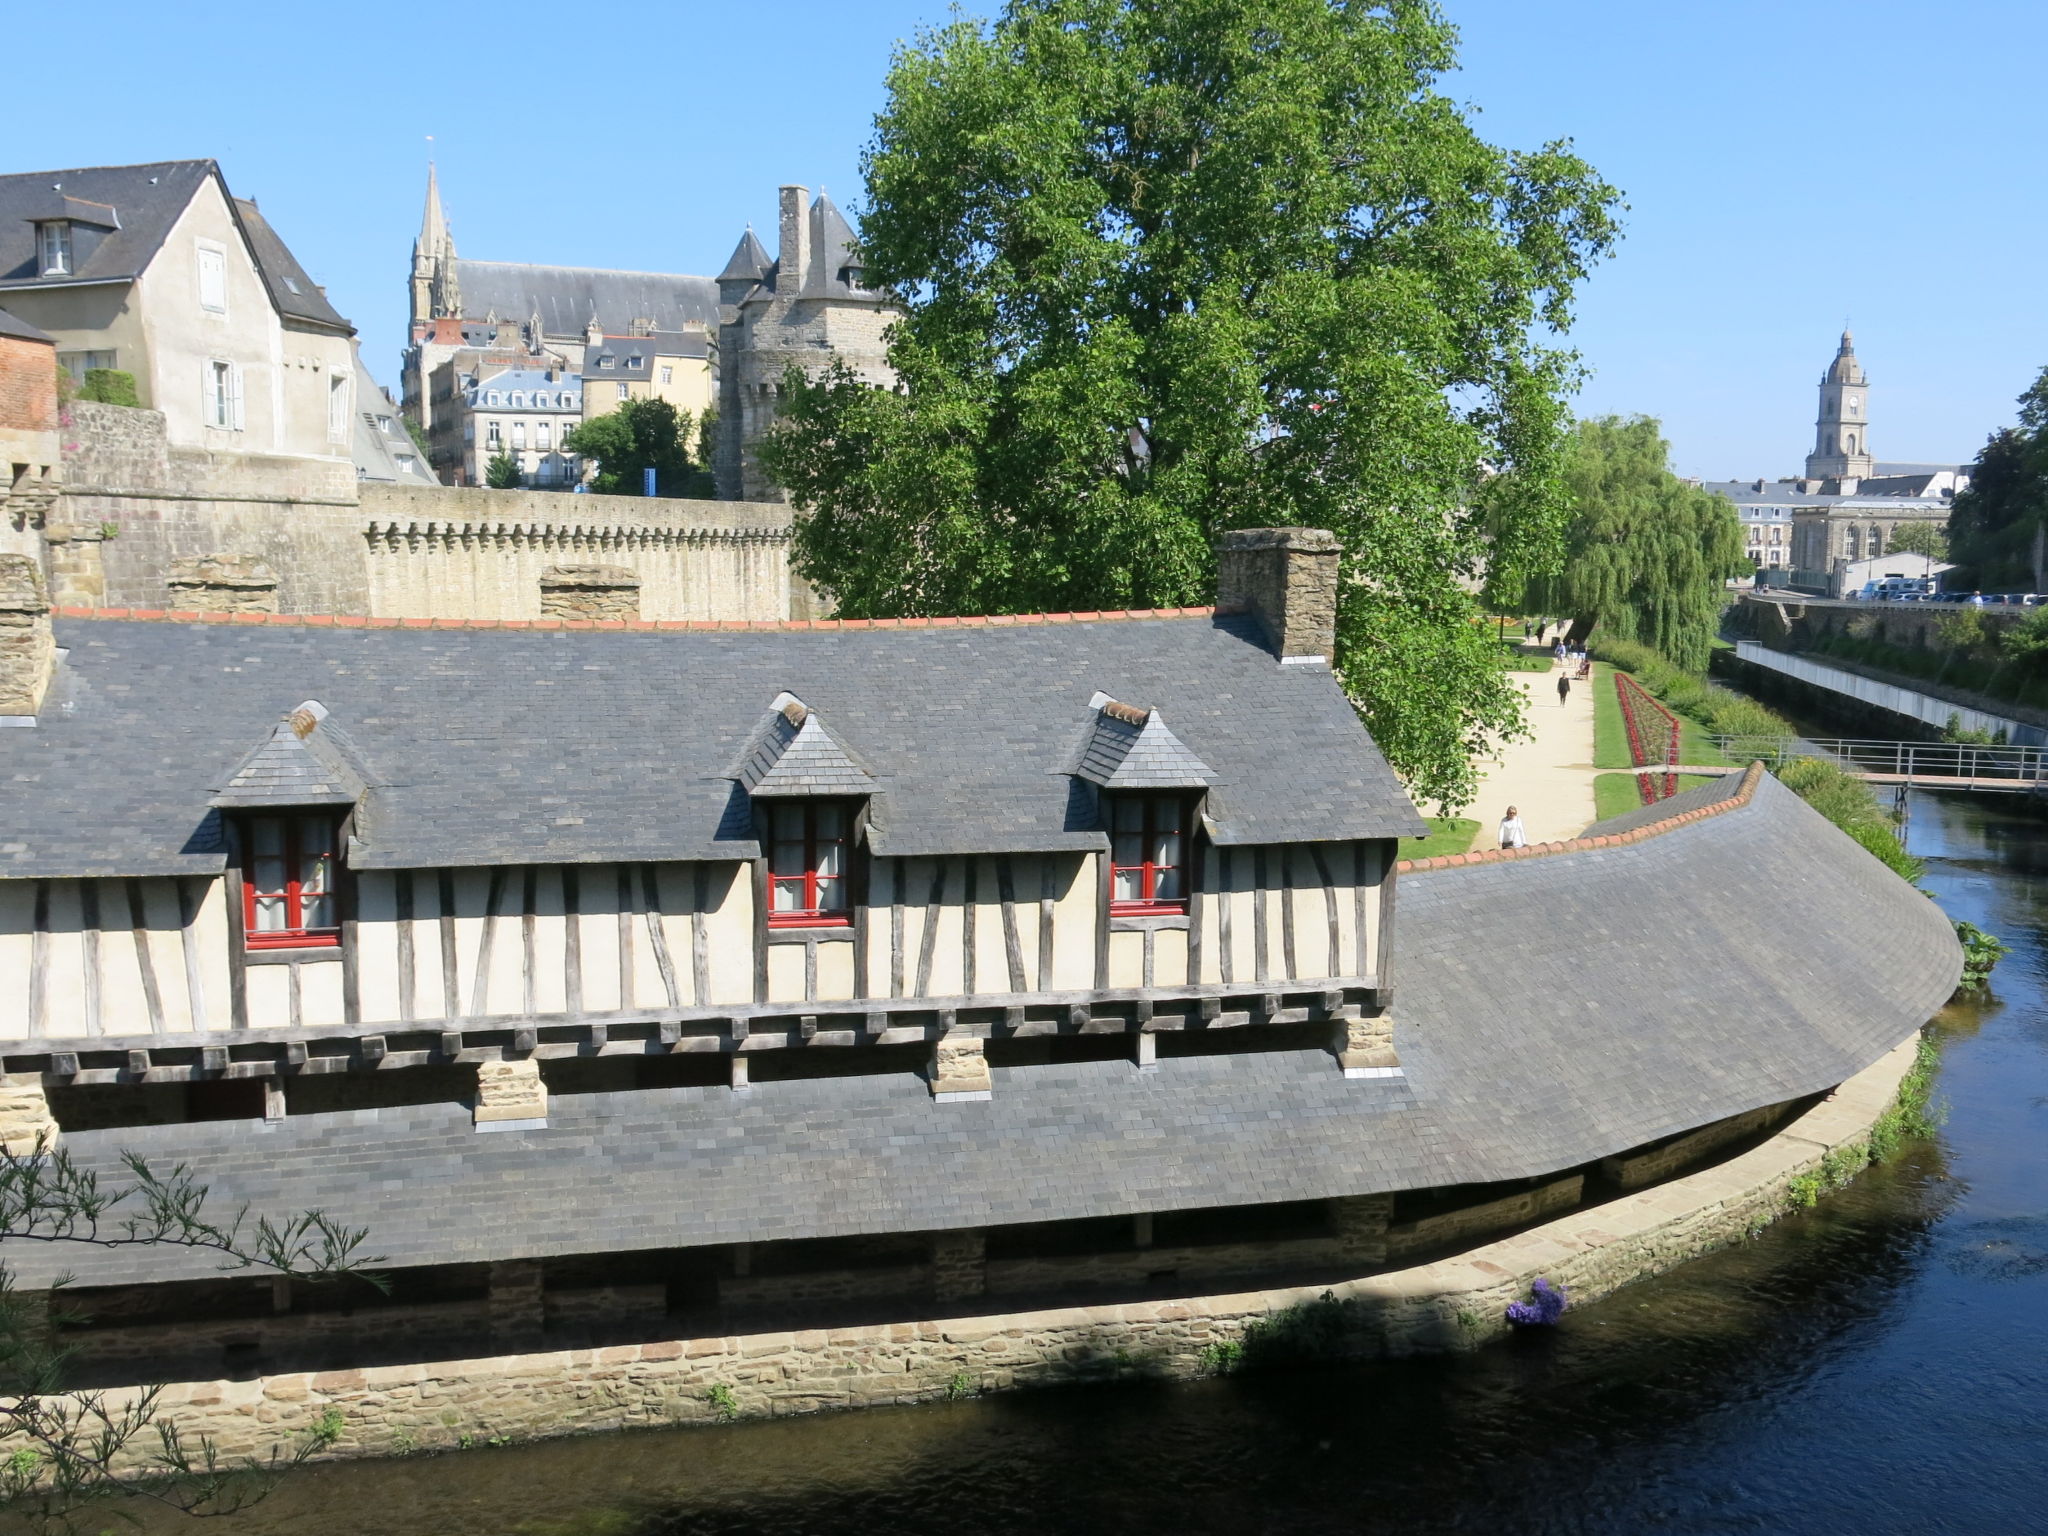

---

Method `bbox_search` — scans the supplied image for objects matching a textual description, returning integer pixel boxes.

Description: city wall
[58,1038,1920,1467]
[48,403,801,620]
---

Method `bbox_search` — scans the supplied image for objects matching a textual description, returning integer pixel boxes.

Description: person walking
[1557,672,1572,707]
[1498,805,1527,849]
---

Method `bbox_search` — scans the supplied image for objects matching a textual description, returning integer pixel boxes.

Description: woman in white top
[1498,806,1528,849]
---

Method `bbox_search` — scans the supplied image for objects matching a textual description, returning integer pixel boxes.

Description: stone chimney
[0,554,54,717]
[166,555,279,615]
[1215,527,1340,663]
[539,564,641,621]
[776,185,811,296]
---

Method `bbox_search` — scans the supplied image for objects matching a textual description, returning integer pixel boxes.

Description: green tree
[759,0,1621,810]
[1502,416,1746,672]
[0,1141,376,1526]
[484,451,522,489]
[1948,366,2048,591]
[1884,520,1948,561]
[563,398,708,498]
[77,369,140,408]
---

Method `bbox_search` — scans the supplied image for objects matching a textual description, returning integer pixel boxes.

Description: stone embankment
[80,1037,1921,1465]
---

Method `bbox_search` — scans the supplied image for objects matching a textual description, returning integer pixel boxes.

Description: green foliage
[0,1142,379,1526]
[703,1382,739,1422]
[1940,712,1996,745]
[77,368,139,407]
[1954,920,2010,995]
[484,451,522,490]
[1948,366,2048,590]
[563,398,709,498]
[1503,417,1748,671]
[1772,756,1924,883]
[1935,605,1987,652]
[1787,1142,1871,1209]
[944,1371,975,1400]
[1885,521,1948,561]
[404,414,431,458]
[762,0,1622,812]
[1589,636,1793,742]
[1196,1339,1244,1375]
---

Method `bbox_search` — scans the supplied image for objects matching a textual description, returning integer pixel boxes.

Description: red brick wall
[0,334,58,435]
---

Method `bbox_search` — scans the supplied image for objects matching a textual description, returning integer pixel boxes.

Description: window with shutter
[198,245,227,313]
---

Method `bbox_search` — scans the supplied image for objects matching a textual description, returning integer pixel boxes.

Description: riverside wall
[72,1036,1923,1466]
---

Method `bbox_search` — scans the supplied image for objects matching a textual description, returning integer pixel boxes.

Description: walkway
[1470,655,1598,848]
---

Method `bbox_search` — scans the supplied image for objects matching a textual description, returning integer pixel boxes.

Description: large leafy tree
[564,398,710,498]
[760,0,1620,809]
[1500,416,1746,672]
[1948,366,2048,591]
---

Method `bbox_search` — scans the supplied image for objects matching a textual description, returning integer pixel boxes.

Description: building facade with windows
[427,365,584,487]
[579,328,714,425]
[0,529,1958,1394]
[0,160,420,490]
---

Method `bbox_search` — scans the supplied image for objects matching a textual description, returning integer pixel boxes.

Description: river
[149,791,2047,1536]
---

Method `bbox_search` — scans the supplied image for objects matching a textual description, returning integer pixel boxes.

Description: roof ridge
[54,605,1220,632]
[454,259,716,282]
[1397,760,1765,875]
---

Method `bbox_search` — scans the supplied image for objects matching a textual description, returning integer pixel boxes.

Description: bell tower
[1806,329,1873,481]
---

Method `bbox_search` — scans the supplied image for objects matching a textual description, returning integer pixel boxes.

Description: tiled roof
[1076,704,1214,790]
[453,261,718,340]
[211,701,371,810]
[1,607,1424,877]
[735,700,876,797]
[5,772,1958,1287]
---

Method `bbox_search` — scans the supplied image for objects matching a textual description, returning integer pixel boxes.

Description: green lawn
[1402,817,1480,860]
[1593,770,1722,825]
[1590,662,1734,769]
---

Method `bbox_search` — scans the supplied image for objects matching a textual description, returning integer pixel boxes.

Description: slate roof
[3,773,1958,1287]
[210,702,372,810]
[453,261,719,340]
[1076,705,1214,789]
[348,342,434,486]
[0,306,50,343]
[582,332,709,374]
[0,611,1425,878]
[717,228,772,285]
[0,162,350,332]
[735,701,876,797]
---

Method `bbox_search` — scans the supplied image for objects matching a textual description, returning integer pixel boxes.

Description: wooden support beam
[126,1050,148,1078]
[440,1031,463,1060]
[512,1026,538,1055]
[359,1036,386,1065]
[200,1046,227,1075]
[799,1015,818,1041]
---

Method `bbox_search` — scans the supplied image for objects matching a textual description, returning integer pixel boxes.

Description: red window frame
[240,815,342,949]
[1110,795,1192,916]
[765,800,855,929]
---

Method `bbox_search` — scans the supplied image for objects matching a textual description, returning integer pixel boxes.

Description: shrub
[1954,920,2009,994]
[77,368,139,407]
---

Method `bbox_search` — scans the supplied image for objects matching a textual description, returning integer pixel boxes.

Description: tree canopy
[484,450,522,489]
[1948,365,2048,591]
[564,398,711,498]
[760,0,1621,809]
[1498,416,1747,672]
[1885,520,1948,562]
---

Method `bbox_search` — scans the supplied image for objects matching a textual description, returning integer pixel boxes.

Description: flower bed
[1614,670,1681,804]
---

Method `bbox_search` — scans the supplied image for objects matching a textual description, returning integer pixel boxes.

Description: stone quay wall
[47,403,800,621]
[67,1036,1922,1467]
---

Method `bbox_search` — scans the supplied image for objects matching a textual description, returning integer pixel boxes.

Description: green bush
[1591,635,1797,740]
[77,368,139,407]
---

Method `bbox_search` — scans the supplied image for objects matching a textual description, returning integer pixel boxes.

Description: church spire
[410,163,459,327]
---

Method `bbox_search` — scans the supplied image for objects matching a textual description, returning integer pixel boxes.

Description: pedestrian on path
[1557,673,1572,706]
[1498,806,1527,849]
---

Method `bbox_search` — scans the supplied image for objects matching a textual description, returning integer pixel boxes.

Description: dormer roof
[210,701,371,810]
[735,695,875,797]
[1077,698,1214,790]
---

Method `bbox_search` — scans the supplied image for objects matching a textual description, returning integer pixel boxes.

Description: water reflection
[147,794,2048,1536]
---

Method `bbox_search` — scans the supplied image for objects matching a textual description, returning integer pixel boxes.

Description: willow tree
[1504,416,1746,672]
[760,0,1620,810]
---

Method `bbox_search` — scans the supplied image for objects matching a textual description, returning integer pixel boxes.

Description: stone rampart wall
[1735,592,2024,657]
[62,1038,1920,1466]
[49,403,798,620]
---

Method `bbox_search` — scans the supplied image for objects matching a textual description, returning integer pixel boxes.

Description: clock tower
[1805,329,1873,481]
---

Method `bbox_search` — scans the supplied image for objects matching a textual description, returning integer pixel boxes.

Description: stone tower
[714,186,897,502]
[409,163,459,330]
[1805,329,1873,481]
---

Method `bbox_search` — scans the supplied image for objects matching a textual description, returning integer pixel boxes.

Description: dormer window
[242,815,341,949]
[597,356,615,370]
[767,802,853,927]
[627,356,644,370]
[36,221,71,276]
[1110,795,1191,915]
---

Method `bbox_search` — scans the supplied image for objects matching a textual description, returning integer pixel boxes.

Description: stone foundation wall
[1385,1175,1585,1263]
[62,1039,1920,1466]
[1600,1101,1793,1190]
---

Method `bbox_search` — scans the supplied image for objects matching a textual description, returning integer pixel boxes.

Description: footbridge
[1657,738,2048,796]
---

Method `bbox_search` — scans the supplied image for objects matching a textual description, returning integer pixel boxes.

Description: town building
[580,327,714,425]
[0,160,419,491]
[401,167,719,448]
[427,363,585,488]
[714,187,898,501]
[1704,331,1969,596]
[0,528,1956,1404]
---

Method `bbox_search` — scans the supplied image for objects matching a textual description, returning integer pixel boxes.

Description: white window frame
[197,243,228,315]
[537,420,551,452]
[205,359,244,431]
[511,421,527,451]
[327,372,351,444]
[659,365,673,385]
[616,382,630,402]
[36,222,71,276]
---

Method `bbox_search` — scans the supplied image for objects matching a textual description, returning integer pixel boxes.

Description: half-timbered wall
[0,840,1388,1040]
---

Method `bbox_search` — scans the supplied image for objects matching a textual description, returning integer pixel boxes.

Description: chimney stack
[0,554,55,717]
[1216,527,1340,664]
[776,185,810,296]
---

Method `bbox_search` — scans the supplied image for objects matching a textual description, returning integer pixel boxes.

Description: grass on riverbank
[1403,817,1480,860]
[1592,771,1719,825]
[1589,663,1734,770]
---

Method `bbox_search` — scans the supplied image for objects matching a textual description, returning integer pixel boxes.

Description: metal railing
[1711,735,2048,787]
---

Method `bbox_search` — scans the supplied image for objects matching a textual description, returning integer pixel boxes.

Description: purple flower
[1506,1277,1567,1327]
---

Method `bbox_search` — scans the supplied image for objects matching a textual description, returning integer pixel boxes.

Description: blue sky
[8,0,2040,478]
